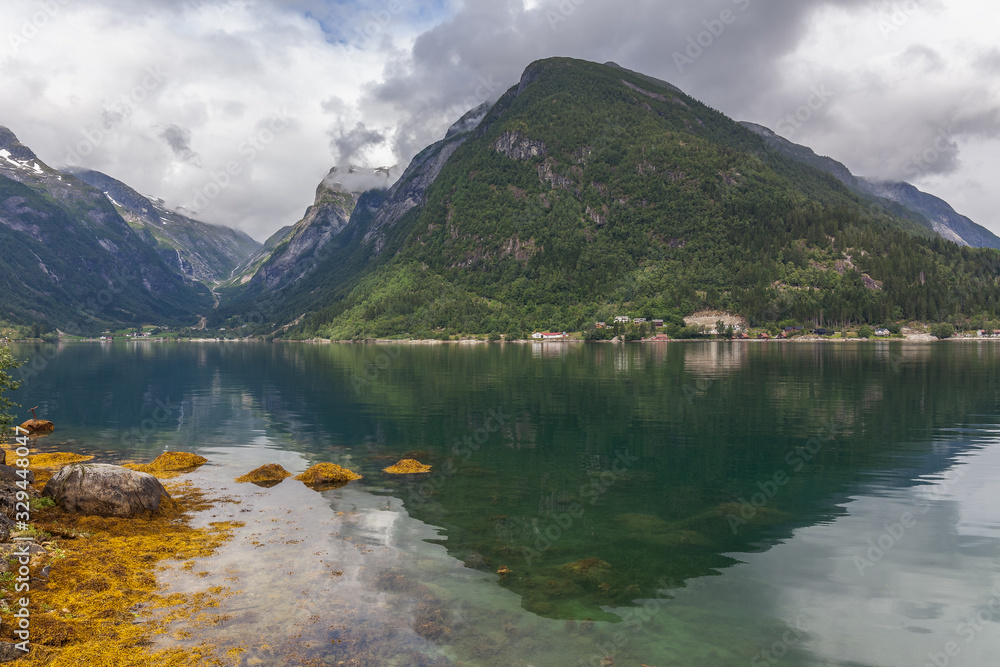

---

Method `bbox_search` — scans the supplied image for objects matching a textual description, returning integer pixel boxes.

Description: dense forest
[222,59,1000,340]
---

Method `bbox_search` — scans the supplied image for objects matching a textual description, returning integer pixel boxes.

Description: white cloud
[2,0,999,240]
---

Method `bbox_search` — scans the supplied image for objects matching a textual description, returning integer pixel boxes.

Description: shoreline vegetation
[0,447,238,666]
[0,314,979,345]
[4,331,989,344]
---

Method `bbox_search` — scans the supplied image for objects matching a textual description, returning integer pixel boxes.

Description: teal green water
[8,340,1000,666]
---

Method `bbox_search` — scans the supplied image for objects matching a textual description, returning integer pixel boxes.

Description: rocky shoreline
[0,448,238,665]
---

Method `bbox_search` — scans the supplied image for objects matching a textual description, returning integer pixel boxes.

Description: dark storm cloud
[331,122,387,164]
[353,0,883,164]
[159,124,202,165]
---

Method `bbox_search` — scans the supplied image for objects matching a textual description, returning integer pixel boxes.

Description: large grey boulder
[42,464,170,517]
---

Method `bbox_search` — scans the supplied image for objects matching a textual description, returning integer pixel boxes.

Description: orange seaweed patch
[294,463,362,490]
[30,453,94,468]
[0,481,241,666]
[382,459,432,474]
[124,452,208,480]
[234,463,292,488]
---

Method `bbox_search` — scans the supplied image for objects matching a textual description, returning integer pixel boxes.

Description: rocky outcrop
[17,419,53,435]
[42,464,171,517]
[235,463,292,487]
[492,131,547,161]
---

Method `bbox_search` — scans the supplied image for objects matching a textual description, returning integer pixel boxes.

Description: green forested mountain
[220,58,1000,339]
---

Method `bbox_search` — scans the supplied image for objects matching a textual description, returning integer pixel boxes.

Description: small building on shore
[532,332,568,340]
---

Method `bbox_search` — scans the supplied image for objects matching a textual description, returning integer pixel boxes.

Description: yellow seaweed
[382,459,432,474]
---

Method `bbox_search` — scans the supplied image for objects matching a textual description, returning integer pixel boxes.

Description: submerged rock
[235,463,293,488]
[559,557,612,581]
[295,463,362,490]
[42,464,171,517]
[382,459,432,474]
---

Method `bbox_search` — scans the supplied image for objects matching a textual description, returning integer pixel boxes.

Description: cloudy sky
[2,0,998,241]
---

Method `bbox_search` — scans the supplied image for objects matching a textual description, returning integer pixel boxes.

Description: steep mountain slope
[68,169,261,284]
[0,126,212,331]
[223,165,400,295]
[214,105,492,327]
[855,179,1000,250]
[220,59,1000,338]
[741,121,1000,250]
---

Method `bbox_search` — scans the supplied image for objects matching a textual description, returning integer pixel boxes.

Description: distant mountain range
[0,127,214,332]
[740,122,1000,250]
[67,169,261,285]
[3,57,1000,338]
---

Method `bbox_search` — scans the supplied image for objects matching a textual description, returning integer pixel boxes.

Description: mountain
[223,165,401,295]
[221,58,1000,337]
[0,126,213,332]
[854,179,1000,250]
[67,169,261,284]
[741,122,1000,250]
[214,107,491,328]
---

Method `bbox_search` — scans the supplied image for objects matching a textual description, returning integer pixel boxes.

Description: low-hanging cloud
[330,122,387,165]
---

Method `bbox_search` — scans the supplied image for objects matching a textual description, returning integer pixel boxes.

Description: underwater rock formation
[42,464,171,517]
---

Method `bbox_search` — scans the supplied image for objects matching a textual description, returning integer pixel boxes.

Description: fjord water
[10,340,1000,666]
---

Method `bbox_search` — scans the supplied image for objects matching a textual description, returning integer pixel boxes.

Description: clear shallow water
[8,340,1000,666]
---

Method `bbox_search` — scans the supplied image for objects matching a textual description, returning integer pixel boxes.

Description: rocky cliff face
[361,104,491,256]
[228,165,396,292]
[69,169,261,284]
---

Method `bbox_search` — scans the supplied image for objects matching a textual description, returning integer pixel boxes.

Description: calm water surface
[8,340,1000,666]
